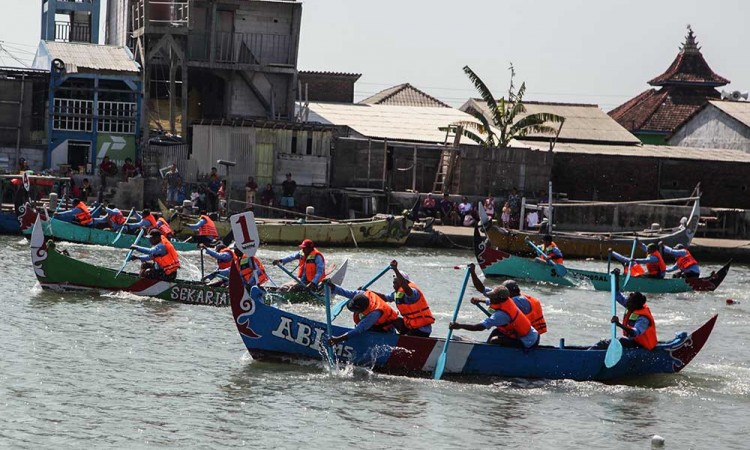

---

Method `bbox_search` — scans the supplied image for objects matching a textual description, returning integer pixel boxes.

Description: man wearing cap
[449,284,540,349]
[467,263,547,336]
[273,239,325,291]
[199,242,235,286]
[325,281,398,345]
[280,173,297,212]
[129,229,181,281]
[661,242,700,278]
[630,240,666,279]
[377,259,434,337]
[535,234,563,265]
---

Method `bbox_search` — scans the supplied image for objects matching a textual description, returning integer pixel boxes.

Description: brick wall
[299,73,357,103]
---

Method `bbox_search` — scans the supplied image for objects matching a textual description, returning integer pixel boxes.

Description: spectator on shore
[122,157,136,180]
[501,202,511,228]
[206,167,221,213]
[526,210,540,229]
[245,176,258,209]
[422,193,437,218]
[80,178,93,200]
[484,196,496,221]
[261,183,275,216]
[439,194,454,224]
[99,156,117,177]
[163,163,181,207]
[508,188,521,228]
[458,196,473,224]
[218,180,227,216]
[281,173,297,211]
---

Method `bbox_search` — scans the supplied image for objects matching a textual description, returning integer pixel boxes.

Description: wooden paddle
[112,207,135,244]
[433,266,471,381]
[604,270,623,368]
[474,301,492,317]
[331,264,391,321]
[525,237,568,277]
[323,284,336,369]
[622,239,637,288]
[115,228,145,278]
[200,247,205,280]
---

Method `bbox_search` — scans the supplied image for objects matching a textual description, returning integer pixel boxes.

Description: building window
[53,98,93,132]
[306,136,313,155]
[98,101,137,134]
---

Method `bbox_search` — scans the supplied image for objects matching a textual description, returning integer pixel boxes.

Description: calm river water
[1,236,749,449]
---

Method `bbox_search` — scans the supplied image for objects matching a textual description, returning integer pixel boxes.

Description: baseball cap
[299,239,314,248]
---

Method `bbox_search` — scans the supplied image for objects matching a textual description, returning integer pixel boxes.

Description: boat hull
[160,201,412,246]
[229,265,717,381]
[474,228,730,294]
[26,216,199,251]
[29,221,331,306]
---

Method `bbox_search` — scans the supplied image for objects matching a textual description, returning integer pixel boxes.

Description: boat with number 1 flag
[473,228,731,294]
[29,217,348,306]
[228,262,717,382]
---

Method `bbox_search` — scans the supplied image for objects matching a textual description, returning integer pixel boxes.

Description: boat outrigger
[229,264,718,382]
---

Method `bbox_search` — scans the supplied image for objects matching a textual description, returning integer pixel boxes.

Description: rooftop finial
[682,24,700,54]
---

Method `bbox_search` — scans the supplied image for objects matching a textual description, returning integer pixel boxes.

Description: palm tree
[444,64,565,148]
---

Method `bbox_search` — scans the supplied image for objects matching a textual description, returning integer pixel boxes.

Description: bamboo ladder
[432,125,463,194]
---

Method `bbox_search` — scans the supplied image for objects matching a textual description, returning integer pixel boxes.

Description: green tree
[444,64,565,148]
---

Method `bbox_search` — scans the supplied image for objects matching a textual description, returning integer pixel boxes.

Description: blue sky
[3,0,748,111]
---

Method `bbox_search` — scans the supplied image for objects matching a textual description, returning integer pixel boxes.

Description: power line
[0,44,30,67]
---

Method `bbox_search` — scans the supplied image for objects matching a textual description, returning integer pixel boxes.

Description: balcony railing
[188,31,292,66]
[132,0,190,31]
[54,22,92,43]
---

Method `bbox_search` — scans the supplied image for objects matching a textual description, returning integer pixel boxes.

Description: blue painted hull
[0,211,20,234]
[229,266,717,382]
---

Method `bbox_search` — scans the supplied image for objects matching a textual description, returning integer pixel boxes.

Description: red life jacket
[646,251,667,276]
[626,262,646,277]
[543,242,564,264]
[240,255,269,286]
[353,291,398,329]
[217,247,236,270]
[394,282,434,329]
[198,215,218,237]
[156,218,174,237]
[153,235,181,275]
[109,209,126,226]
[492,298,532,339]
[520,293,547,334]
[75,201,93,226]
[676,250,698,271]
[297,249,324,283]
[622,305,657,350]
[142,212,158,229]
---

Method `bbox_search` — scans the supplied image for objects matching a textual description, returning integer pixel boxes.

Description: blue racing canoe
[229,264,717,382]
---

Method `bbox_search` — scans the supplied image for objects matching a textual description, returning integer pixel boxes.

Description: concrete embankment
[406,225,750,264]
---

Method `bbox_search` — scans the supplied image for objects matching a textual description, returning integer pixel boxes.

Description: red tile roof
[648,27,729,87]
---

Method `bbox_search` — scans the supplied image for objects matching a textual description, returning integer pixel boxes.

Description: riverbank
[407,225,750,263]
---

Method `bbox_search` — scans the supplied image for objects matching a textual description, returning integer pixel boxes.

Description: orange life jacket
[676,250,698,271]
[492,298,532,340]
[625,262,646,277]
[198,215,218,237]
[297,249,324,283]
[75,201,93,226]
[353,291,398,329]
[142,212,157,229]
[520,293,547,334]
[543,241,564,264]
[394,282,434,329]
[646,251,667,276]
[156,218,174,237]
[240,255,269,286]
[622,305,657,350]
[109,209,126,226]
[217,247,236,270]
[153,235,181,275]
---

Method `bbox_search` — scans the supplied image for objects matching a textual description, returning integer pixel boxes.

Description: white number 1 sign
[230,211,259,256]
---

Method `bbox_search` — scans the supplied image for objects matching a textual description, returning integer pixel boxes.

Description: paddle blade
[604,335,623,368]
[329,259,348,286]
[331,298,349,321]
[554,263,567,277]
[433,352,447,380]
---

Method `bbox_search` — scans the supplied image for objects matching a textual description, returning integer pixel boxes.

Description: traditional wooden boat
[228,266,717,382]
[25,214,200,251]
[481,195,701,260]
[1,174,70,234]
[159,200,413,247]
[29,218,348,306]
[474,228,731,293]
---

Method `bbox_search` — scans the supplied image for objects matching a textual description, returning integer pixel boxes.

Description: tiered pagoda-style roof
[609,26,729,143]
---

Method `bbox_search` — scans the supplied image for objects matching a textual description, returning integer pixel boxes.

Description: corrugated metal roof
[520,140,750,163]
[37,41,139,74]
[461,99,641,145]
[709,100,750,129]
[305,102,513,145]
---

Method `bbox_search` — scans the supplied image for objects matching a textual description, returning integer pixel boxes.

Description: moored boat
[474,228,731,293]
[481,195,701,260]
[159,200,413,247]
[228,265,717,382]
[30,218,348,306]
